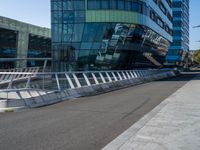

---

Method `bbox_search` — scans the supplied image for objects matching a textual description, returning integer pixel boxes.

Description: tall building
[0,16,51,69]
[166,0,189,66]
[51,0,172,71]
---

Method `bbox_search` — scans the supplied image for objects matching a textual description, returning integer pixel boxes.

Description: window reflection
[51,0,171,71]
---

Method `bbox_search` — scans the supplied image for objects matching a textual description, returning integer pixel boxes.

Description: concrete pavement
[103,72,200,150]
[0,72,197,150]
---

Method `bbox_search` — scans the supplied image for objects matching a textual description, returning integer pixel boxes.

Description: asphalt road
[0,72,197,150]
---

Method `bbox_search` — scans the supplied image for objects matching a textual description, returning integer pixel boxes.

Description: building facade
[166,0,189,66]
[51,0,172,71]
[0,16,51,69]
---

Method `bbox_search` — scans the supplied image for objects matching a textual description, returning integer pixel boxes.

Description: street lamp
[193,25,200,28]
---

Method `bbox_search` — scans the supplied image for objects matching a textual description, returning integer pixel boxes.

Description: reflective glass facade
[27,35,51,67]
[167,0,189,65]
[51,0,172,71]
[0,28,17,69]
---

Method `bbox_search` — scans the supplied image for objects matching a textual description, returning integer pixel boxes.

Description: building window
[110,0,117,9]
[74,1,85,10]
[132,2,142,13]
[117,0,125,10]
[101,0,109,9]
[88,0,101,9]
[159,2,167,15]
[157,17,164,28]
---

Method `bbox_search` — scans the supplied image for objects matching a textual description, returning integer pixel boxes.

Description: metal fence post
[99,72,106,83]
[105,72,112,82]
[125,71,131,79]
[92,73,99,85]
[55,74,61,91]
[72,73,81,88]
[65,73,75,89]
[117,72,123,80]
[129,71,134,78]
[7,74,15,89]
[122,72,127,79]
[111,72,118,81]
[25,75,31,89]
[83,73,91,86]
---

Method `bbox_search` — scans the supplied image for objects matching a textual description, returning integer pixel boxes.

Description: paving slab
[103,73,200,150]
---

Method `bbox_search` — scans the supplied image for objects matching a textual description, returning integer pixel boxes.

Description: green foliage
[193,50,200,64]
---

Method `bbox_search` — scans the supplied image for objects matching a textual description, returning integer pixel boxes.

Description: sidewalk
[103,73,200,150]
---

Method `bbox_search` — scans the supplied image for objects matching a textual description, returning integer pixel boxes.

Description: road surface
[0,72,197,150]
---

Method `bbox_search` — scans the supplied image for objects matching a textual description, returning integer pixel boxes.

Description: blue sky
[0,0,199,50]
[0,0,51,27]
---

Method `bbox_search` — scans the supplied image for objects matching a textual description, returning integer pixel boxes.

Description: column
[16,31,29,68]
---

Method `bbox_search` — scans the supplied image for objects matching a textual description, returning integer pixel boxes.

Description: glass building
[51,0,173,71]
[166,0,189,66]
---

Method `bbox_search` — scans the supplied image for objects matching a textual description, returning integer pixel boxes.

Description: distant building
[0,16,51,69]
[51,0,173,71]
[166,0,189,67]
[189,50,198,65]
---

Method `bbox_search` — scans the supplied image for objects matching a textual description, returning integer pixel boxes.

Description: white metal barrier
[0,67,39,85]
[0,69,178,110]
[0,69,167,91]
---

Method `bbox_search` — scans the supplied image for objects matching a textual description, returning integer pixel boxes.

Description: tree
[193,50,200,64]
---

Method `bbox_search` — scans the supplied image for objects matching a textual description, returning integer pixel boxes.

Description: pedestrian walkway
[103,72,200,150]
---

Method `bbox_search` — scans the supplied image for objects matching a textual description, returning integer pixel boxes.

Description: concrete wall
[0,16,51,67]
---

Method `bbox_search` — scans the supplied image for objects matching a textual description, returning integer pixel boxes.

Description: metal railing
[0,67,40,86]
[0,69,164,92]
[0,69,177,109]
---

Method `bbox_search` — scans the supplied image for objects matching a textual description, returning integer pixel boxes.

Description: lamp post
[191,26,200,67]
[193,25,200,28]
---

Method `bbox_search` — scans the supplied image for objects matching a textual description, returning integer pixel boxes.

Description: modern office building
[166,0,189,66]
[51,0,173,71]
[0,16,51,69]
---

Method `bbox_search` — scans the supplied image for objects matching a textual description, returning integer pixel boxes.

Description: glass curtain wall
[27,34,51,67]
[51,0,171,71]
[51,0,85,71]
